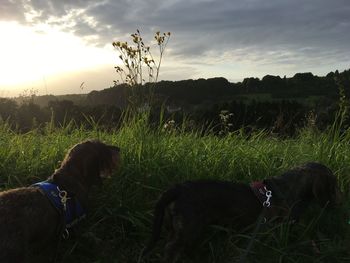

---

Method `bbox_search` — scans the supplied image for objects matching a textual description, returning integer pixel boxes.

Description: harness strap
[35,186,66,238]
[33,181,86,233]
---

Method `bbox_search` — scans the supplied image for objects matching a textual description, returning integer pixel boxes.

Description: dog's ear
[313,173,341,207]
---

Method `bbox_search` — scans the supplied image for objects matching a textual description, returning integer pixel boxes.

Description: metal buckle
[263,186,272,207]
[57,186,70,211]
[62,228,70,239]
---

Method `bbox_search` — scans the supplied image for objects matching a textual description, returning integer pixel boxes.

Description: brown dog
[0,140,120,263]
[143,162,341,263]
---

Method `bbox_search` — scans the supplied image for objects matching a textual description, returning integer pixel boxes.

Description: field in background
[0,114,350,262]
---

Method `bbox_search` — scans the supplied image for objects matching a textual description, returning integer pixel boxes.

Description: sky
[0,0,349,97]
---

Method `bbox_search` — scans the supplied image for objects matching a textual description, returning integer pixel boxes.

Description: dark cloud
[1,0,349,76]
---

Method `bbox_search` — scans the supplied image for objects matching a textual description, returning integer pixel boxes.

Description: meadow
[0,113,350,263]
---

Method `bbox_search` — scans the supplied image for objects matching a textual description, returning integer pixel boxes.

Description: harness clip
[263,186,272,207]
[62,228,70,239]
[57,187,70,211]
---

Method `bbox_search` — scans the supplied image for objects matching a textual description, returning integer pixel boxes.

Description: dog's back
[143,180,262,258]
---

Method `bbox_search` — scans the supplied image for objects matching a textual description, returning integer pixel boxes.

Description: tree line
[1,69,349,135]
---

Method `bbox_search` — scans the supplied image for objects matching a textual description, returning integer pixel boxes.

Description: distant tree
[242,77,260,92]
[0,98,17,121]
[261,75,283,92]
[48,100,78,125]
[87,85,128,108]
[16,102,48,131]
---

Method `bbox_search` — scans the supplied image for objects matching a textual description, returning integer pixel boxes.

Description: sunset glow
[0,21,115,92]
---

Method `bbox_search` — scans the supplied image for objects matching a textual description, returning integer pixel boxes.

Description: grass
[0,114,350,262]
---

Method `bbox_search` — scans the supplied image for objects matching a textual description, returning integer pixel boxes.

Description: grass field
[0,114,350,262]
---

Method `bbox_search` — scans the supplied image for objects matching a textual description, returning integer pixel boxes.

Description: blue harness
[33,181,86,230]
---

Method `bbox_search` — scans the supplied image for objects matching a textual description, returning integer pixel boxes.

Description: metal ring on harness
[57,186,70,211]
[263,187,272,207]
[62,228,70,239]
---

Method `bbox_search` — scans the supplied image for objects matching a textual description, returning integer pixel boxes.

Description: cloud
[1,0,350,79]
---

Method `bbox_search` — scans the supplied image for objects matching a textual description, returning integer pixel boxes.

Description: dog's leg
[0,245,26,263]
[0,229,26,263]
[164,237,184,263]
[164,214,202,263]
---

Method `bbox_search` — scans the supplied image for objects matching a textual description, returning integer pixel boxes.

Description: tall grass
[0,114,349,262]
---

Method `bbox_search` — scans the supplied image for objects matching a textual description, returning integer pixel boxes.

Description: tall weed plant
[112,30,170,108]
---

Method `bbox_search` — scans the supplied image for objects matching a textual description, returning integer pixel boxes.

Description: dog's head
[58,140,121,188]
[313,171,342,208]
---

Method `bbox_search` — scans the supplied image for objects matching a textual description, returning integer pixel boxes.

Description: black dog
[0,140,120,263]
[143,162,341,263]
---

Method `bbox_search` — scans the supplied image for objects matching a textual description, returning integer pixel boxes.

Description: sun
[0,21,115,91]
